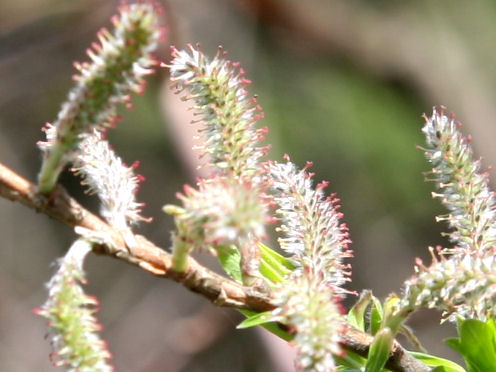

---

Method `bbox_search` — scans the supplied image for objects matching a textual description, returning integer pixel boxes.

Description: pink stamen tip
[183,184,195,194]
[32,307,42,315]
[317,180,329,189]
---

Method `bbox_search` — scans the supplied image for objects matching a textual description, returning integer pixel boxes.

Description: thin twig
[0,161,430,372]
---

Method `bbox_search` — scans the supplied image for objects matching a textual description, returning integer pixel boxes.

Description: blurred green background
[2,0,496,370]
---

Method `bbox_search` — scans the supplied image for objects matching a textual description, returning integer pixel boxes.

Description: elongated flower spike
[398,107,496,323]
[164,46,270,284]
[73,130,148,230]
[166,44,269,181]
[38,1,163,194]
[35,239,113,371]
[268,157,353,371]
[420,106,496,255]
[268,157,353,290]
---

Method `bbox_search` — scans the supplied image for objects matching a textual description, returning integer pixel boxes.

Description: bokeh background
[2,0,496,370]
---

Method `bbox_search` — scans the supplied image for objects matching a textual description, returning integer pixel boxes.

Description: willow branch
[0,161,429,372]
[0,161,272,311]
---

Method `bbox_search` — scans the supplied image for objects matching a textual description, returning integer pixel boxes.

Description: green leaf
[370,297,383,336]
[409,351,465,372]
[259,243,295,270]
[445,318,496,372]
[382,295,403,334]
[218,244,295,341]
[348,290,373,332]
[334,350,367,369]
[217,245,242,283]
[259,243,294,284]
[237,311,275,329]
[365,327,394,372]
[237,309,293,341]
[217,243,294,285]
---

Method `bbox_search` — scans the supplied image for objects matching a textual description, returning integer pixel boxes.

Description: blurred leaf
[370,296,383,336]
[334,350,367,370]
[365,327,394,372]
[348,290,373,331]
[445,318,496,372]
[410,351,465,372]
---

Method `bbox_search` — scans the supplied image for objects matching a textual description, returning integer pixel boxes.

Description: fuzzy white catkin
[269,159,352,371]
[401,107,496,322]
[74,130,145,230]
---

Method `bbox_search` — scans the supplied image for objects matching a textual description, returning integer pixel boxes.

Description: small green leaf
[365,327,394,372]
[259,243,294,284]
[334,350,367,369]
[237,310,275,329]
[370,297,383,336]
[218,244,295,341]
[237,309,293,341]
[217,245,242,283]
[409,351,466,372]
[348,290,373,331]
[217,243,294,285]
[445,318,496,372]
[259,243,295,270]
[382,295,403,334]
